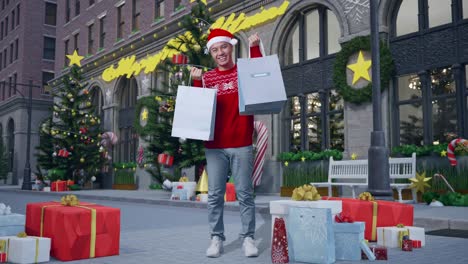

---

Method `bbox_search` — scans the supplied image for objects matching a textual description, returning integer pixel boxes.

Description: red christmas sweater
[193,46,262,149]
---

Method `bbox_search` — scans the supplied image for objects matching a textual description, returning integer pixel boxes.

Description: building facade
[51,0,468,192]
[0,0,56,185]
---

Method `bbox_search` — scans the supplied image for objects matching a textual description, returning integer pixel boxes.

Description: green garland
[333,36,394,104]
[134,96,159,136]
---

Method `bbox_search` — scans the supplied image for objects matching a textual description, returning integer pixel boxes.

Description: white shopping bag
[171,86,217,141]
[237,54,287,115]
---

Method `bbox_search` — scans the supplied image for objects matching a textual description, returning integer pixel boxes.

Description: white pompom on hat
[206,28,238,50]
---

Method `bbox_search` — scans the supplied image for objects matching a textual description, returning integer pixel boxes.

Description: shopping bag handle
[187,68,206,88]
[248,39,266,59]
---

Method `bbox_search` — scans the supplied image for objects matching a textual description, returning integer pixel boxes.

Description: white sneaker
[206,236,224,258]
[242,237,259,257]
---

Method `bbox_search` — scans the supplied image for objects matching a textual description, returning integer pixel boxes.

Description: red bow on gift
[335,212,354,223]
[176,185,183,189]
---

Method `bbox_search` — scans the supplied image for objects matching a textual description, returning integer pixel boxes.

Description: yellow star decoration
[440,150,447,157]
[140,108,149,121]
[409,172,432,194]
[347,50,372,85]
[301,156,306,162]
[284,161,289,167]
[66,50,84,67]
[351,153,358,160]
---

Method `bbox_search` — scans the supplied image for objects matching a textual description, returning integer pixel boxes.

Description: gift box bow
[179,176,189,182]
[61,194,80,206]
[291,184,321,201]
[335,212,354,223]
[359,192,375,201]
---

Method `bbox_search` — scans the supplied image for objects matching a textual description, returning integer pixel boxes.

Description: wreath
[333,36,394,104]
[134,96,159,136]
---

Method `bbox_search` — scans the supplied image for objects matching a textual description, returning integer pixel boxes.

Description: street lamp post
[3,80,40,190]
[368,0,393,199]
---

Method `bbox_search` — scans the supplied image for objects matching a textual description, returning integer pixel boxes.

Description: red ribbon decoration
[335,212,354,223]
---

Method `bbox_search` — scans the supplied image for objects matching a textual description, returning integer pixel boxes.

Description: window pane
[307,116,322,152]
[428,0,452,28]
[327,10,341,54]
[305,10,320,60]
[290,96,301,116]
[45,2,57,25]
[284,23,299,65]
[329,112,344,151]
[329,90,343,111]
[398,74,421,100]
[430,67,455,96]
[432,97,457,143]
[396,0,418,36]
[399,103,423,145]
[290,119,301,151]
[306,93,321,114]
[464,0,468,19]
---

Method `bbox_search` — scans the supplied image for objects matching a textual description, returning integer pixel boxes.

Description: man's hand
[248,33,260,47]
[190,67,203,80]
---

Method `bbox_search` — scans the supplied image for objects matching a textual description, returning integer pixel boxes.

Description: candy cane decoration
[137,146,144,166]
[252,121,268,186]
[447,138,467,166]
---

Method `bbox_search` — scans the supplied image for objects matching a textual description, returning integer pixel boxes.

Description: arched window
[90,86,104,125]
[117,78,138,162]
[394,0,453,37]
[281,6,343,152]
[390,0,468,146]
[7,119,14,172]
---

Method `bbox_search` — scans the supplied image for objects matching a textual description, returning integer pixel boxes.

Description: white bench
[311,153,417,203]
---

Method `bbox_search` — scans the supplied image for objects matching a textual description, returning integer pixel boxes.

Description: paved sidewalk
[1,185,467,231]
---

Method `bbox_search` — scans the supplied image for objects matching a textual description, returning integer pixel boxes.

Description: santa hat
[206,28,238,50]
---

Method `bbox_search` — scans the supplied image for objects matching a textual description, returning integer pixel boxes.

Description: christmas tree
[0,139,7,181]
[136,0,214,184]
[35,56,106,184]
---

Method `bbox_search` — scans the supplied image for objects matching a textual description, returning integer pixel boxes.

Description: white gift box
[377,226,425,248]
[171,182,197,200]
[269,200,342,243]
[0,214,25,236]
[1,236,51,264]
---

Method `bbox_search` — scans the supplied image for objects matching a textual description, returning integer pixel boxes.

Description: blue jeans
[205,145,255,241]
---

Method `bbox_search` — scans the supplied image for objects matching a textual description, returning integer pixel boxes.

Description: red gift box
[25,201,120,261]
[362,246,388,260]
[323,197,413,241]
[0,252,6,263]
[51,180,67,192]
[225,183,236,202]
[402,239,413,251]
[412,240,421,248]
[172,54,188,65]
[157,153,174,166]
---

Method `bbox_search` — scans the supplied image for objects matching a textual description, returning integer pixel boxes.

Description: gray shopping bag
[171,86,217,141]
[237,54,287,115]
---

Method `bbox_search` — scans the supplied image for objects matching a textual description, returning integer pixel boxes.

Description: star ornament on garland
[67,50,84,67]
[140,108,149,121]
[409,172,432,193]
[440,150,447,157]
[347,50,372,85]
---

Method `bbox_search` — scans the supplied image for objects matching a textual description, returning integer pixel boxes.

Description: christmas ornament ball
[80,158,85,163]
[179,137,186,144]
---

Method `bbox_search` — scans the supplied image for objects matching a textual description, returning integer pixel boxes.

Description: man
[190,28,262,258]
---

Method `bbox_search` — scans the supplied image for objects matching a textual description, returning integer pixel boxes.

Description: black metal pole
[367,0,392,199]
[21,80,33,190]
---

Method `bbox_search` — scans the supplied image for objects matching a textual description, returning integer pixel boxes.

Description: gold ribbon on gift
[179,176,189,182]
[40,195,96,258]
[61,194,80,206]
[291,184,321,201]
[359,192,377,240]
[15,232,40,263]
[0,239,6,252]
[359,192,375,201]
[396,224,409,248]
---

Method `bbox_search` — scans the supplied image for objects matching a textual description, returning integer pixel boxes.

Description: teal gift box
[287,207,335,264]
[0,213,25,236]
[333,221,365,261]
